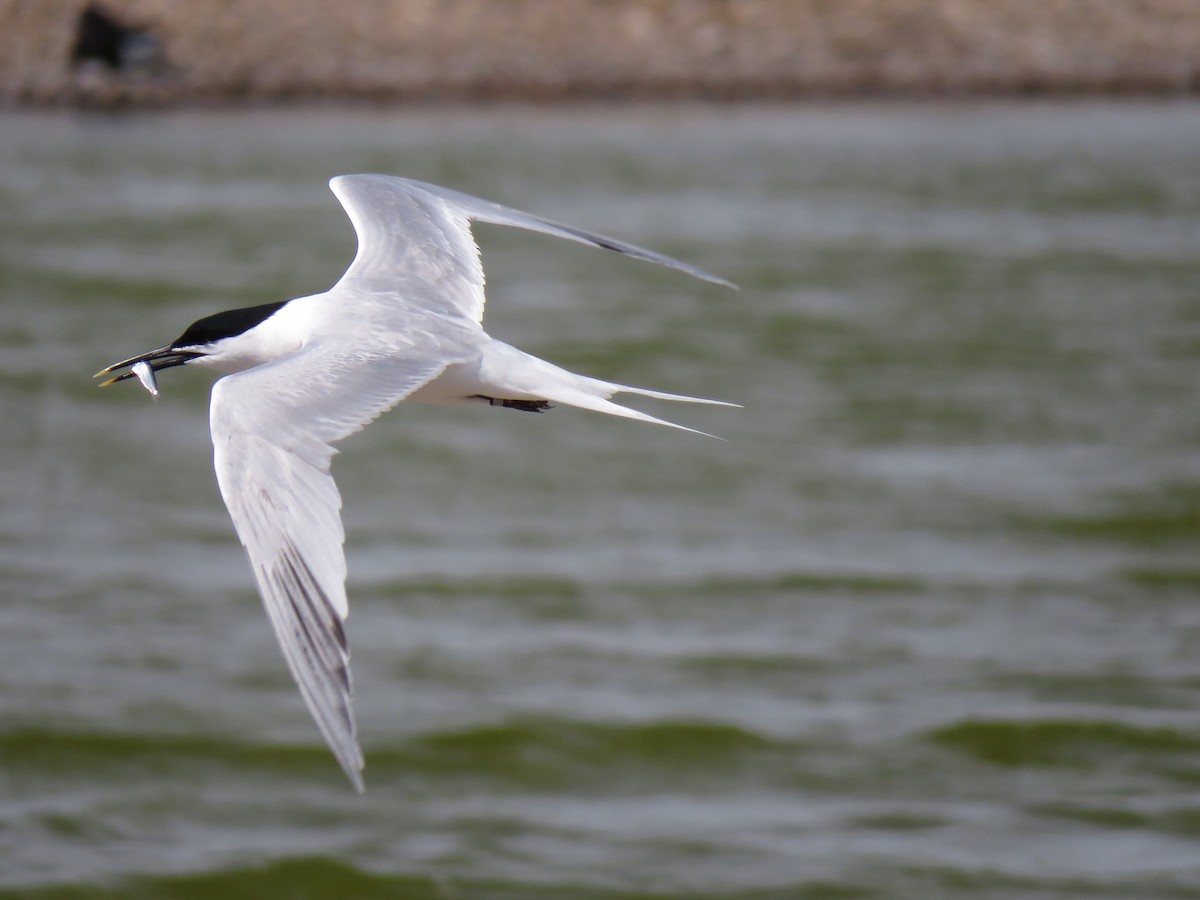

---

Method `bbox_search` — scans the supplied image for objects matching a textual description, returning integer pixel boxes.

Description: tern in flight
[96,175,735,791]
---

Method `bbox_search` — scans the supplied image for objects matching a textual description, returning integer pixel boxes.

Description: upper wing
[210,344,451,792]
[328,174,735,325]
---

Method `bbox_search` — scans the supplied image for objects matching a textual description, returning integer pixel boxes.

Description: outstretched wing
[210,344,451,792]
[328,174,735,325]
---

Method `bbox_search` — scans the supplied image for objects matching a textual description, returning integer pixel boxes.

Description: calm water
[1,102,1199,898]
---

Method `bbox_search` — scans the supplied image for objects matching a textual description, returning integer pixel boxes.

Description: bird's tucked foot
[473,395,555,413]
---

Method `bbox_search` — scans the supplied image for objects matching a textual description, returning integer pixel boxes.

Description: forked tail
[536,374,737,438]
[477,340,737,436]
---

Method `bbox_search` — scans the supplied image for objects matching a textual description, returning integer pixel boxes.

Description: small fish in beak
[132,360,160,397]
[95,346,202,393]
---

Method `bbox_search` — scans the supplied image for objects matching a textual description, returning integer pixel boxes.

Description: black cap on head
[172,301,288,349]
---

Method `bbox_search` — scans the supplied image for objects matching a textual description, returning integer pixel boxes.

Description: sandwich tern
[96,174,735,791]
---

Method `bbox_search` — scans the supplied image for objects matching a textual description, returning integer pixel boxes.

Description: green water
[1,102,1198,898]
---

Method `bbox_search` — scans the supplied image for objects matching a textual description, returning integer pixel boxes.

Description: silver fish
[132,360,159,397]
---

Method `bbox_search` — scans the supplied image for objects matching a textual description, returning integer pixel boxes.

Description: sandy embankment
[2,0,1199,106]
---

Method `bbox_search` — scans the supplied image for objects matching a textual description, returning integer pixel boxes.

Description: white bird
[96,175,735,791]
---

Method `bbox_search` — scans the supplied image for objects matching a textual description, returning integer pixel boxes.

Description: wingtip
[340,757,366,793]
[703,272,739,291]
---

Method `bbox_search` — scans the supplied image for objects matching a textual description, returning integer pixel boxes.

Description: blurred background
[1,3,1199,899]
[4,0,1200,105]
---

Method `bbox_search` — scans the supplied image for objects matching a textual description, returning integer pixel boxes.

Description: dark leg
[471,395,555,413]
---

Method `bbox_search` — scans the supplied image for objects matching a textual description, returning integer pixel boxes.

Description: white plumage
[97,175,735,790]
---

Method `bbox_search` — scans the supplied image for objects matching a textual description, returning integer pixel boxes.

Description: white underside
[404,359,494,405]
[189,175,733,792]
[406,340,730,435]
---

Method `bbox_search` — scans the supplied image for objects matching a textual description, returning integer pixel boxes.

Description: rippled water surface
[1,102,1199,898]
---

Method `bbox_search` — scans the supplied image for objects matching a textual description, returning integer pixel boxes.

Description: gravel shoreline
[4,0,1200,107]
